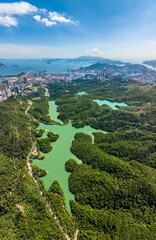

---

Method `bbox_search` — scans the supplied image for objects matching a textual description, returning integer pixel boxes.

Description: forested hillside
[48,78,156,239]
[0,78,155,239]
[0,94,67,239]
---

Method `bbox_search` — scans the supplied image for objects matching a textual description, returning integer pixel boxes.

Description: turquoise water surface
[77,91,88,95]
[94,99,127,109]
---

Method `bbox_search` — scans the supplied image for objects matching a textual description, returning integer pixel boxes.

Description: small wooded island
[0,63,6,68]
[0,78,155,240]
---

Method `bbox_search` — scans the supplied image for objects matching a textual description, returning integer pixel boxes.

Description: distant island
[68,62,156,84]
[70,55,125,64]
[143,60,156,67]
[44,55,125,65]
[0,63,6,68]
[85,62,149,74]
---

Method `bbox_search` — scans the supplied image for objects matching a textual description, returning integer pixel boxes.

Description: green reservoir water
[77,91,88,95]
[48,101,63,124]
[33,99,127,212]
[33,101,106,212]
[94,99,127,109]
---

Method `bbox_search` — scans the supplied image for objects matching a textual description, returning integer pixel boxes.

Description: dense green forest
[0,78,155,239]
[48,78,156,239]
[27,88,53,124]
[47,132,59,142]
[68,132,156,239]
[0,94,68,239]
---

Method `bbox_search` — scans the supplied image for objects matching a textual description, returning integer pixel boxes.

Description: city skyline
[0,0,156,60]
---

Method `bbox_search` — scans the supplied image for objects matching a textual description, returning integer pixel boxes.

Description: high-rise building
[0,82,6,91]
[23,77,28,84]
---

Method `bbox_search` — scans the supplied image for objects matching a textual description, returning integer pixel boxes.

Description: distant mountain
[85,62,151,74]
[44,56,125,65]
[143,60,156,67]
[86,63,120,71]
[71,56,125,64]
[72,56,106,62]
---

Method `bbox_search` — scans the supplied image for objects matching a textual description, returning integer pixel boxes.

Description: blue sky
[0,0,156,60]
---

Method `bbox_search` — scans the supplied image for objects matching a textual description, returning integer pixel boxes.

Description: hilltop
[143,60,156,67]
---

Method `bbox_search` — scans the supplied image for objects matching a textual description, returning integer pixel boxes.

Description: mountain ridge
[44,56,125,65]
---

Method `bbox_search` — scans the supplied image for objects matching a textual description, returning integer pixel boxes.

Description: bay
[0,59,92,76]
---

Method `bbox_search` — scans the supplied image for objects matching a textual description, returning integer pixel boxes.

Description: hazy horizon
[0,56,154,64]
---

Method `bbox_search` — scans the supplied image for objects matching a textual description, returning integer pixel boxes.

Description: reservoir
[94,99,127,109]
[33,99,127,212]
[76,92,127,109]
[77,91,88,96]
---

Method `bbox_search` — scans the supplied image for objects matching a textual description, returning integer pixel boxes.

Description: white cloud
[85,47,104,55]
[33,15,57,27]
[0,1,38,15]
[41,18,57,27]
[33,11,78,27]
[0,1,37,27]
[33,15,40,22]
[1,42,156,60]
[0,1,78,28]
[49,11,77,24]
[0,16,17,27]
